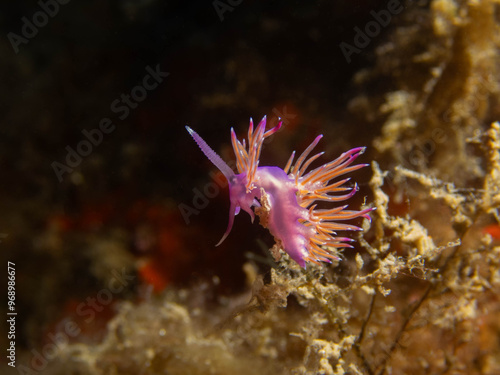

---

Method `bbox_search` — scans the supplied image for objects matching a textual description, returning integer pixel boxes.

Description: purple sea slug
[186,116,373,268]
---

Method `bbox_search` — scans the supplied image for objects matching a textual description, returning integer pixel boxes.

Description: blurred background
[6,0,500,374]
[1,0,387,340]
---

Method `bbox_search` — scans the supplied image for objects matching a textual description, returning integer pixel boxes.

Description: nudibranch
[186,116,373,268]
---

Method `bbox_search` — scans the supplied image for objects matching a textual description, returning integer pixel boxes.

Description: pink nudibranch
[186,116,373,268]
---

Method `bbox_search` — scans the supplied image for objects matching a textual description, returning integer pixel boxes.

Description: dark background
[0,0,400,350]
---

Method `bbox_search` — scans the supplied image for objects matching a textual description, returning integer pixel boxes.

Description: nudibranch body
[186,116,373,268]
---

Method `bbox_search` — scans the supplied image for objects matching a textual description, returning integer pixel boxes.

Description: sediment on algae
[44,1,500,374]
[43,145,500,374]
[349,0,500,182]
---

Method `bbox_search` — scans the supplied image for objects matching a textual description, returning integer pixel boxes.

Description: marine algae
[42,1,500,374]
